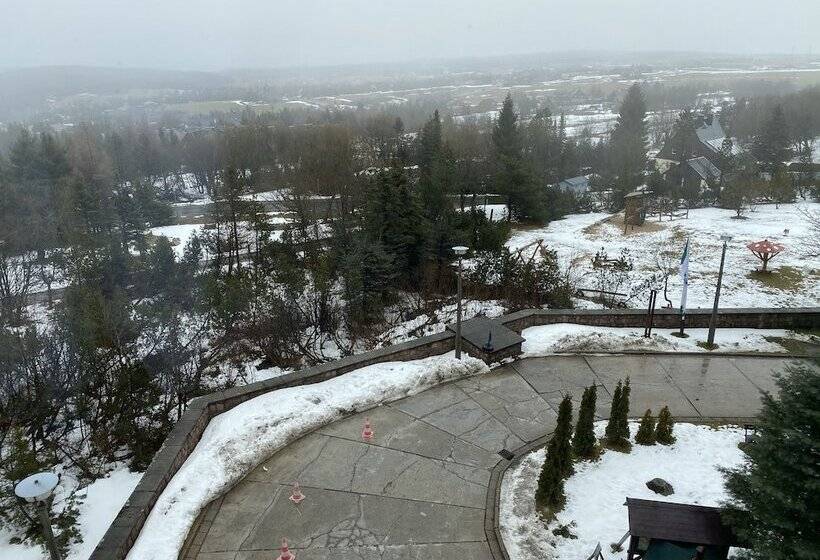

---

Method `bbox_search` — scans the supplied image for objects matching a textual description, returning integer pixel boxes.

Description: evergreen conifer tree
[535,443,565,513]
[604,379,622,442]
[616,377,631,441]
[655,405,676,445]
[573,384,598,460]
[635,409,656,445]
[492,94,544,222]
[608,83,648,207]
[536,394,573,512]
[723,365,819,558]
[554,393,574,478]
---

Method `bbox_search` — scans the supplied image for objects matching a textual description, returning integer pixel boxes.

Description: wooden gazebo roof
[625,498,742,547]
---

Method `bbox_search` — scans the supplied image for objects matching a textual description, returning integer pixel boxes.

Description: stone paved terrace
[183,354,816,560]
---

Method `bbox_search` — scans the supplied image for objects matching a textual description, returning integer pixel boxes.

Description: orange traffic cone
[277,537,295,560]
[362,417,374,441]
[289,481,305,505]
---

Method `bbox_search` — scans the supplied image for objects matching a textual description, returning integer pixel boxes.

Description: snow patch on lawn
[126,352,488,560]
[500,423,746,560]
[507,203,820,309]
[521,323,809,355]
[0,467,141,560]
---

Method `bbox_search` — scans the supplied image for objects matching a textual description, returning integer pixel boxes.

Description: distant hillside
[0,66,227,120]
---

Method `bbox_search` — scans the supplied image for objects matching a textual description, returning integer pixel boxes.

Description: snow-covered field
[125,352,486,560]
[0,468,141,560]
[147,224,204,257]
[500,423,746,560]
[521,323,814,354]
[507,203,820,309]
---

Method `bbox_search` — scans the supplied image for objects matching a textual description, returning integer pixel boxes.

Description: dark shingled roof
[626,498,741,547]
[446,317,524,352]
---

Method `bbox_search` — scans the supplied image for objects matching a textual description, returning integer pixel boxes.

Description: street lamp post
[706,235,732,347]
[14,472,61,560]
[452,246,469,359]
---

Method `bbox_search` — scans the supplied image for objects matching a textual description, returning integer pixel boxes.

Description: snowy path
[178,354,810,560]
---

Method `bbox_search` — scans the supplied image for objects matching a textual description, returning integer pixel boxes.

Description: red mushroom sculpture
[746,239,785,272]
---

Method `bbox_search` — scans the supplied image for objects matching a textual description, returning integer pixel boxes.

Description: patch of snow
[126,352,488,560]
[147,224,203,257]
[458,203,509,222]
[0,467,141,560]
[521,324,808,355]
[500,423,746,560]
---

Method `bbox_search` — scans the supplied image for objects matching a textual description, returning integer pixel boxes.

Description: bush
[466,247,574,310]
[635,409,656,445]
[573,384,598,460]
[655,406,676,445]
[723,365,819,559]
[536,394,573,513]
[605,378,631,451]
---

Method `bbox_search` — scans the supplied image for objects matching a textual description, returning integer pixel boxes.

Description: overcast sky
[2,0,818,71]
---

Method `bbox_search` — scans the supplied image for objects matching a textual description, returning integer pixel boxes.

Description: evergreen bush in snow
[554,394,575,478]
[536,394,573,512]
[604,380,622,441]
[635,409,656,445]
[572,384,598,460]
[723,365,819,559]
[655,405,676,445]
[616,377,631,440]
[605,378,631,451]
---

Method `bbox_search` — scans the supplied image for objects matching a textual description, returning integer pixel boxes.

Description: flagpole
[676,238,690,338]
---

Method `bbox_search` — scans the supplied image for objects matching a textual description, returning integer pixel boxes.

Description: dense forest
[1,81,818,552]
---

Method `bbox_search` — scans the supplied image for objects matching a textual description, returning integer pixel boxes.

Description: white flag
[679,238,690,315]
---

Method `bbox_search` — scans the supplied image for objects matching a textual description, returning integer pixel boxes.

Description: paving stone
[390,382,470,419]
[511,356,600,394]
[584,354,699,418]
[319,405,498,468]
[238,487,485,552]
[726,356,815,394]
[659,356,766,418]
[540,386,613,420]
[422,398,525,452]
[197,553,237,560]
[456,368,556,441]
[234,541,493,559]
[200,481,281,553]
[246,433,332,484]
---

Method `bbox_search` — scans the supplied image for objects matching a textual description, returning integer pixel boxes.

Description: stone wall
[90,307,818,560]
[499,307,819,333]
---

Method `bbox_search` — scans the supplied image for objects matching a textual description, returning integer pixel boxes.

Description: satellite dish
[14,472,59,503]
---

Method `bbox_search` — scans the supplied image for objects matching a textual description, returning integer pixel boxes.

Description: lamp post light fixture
[14,471,61,560]
[706,234,732,348]
[452,245,469,359]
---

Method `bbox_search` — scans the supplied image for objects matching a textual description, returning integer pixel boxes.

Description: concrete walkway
[183,354,814,560]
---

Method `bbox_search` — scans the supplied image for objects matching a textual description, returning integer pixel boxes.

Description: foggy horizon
[3,0,818,72]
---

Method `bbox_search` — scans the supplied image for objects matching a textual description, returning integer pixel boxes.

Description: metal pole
[707,240,728,347]
[455,257,463,359]
[37,502,61,560]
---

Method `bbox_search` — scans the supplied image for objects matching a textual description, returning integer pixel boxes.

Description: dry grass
[583,213,667,237]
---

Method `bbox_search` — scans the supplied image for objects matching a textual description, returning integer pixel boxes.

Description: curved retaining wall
[90,307,818,560]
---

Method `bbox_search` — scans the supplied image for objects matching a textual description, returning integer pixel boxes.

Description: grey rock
[646,478,674,496]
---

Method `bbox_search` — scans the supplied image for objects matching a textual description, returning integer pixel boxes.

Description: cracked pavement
[187,354,814,560]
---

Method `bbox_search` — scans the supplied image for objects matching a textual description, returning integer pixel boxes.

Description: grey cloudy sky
[2,0,818,70]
